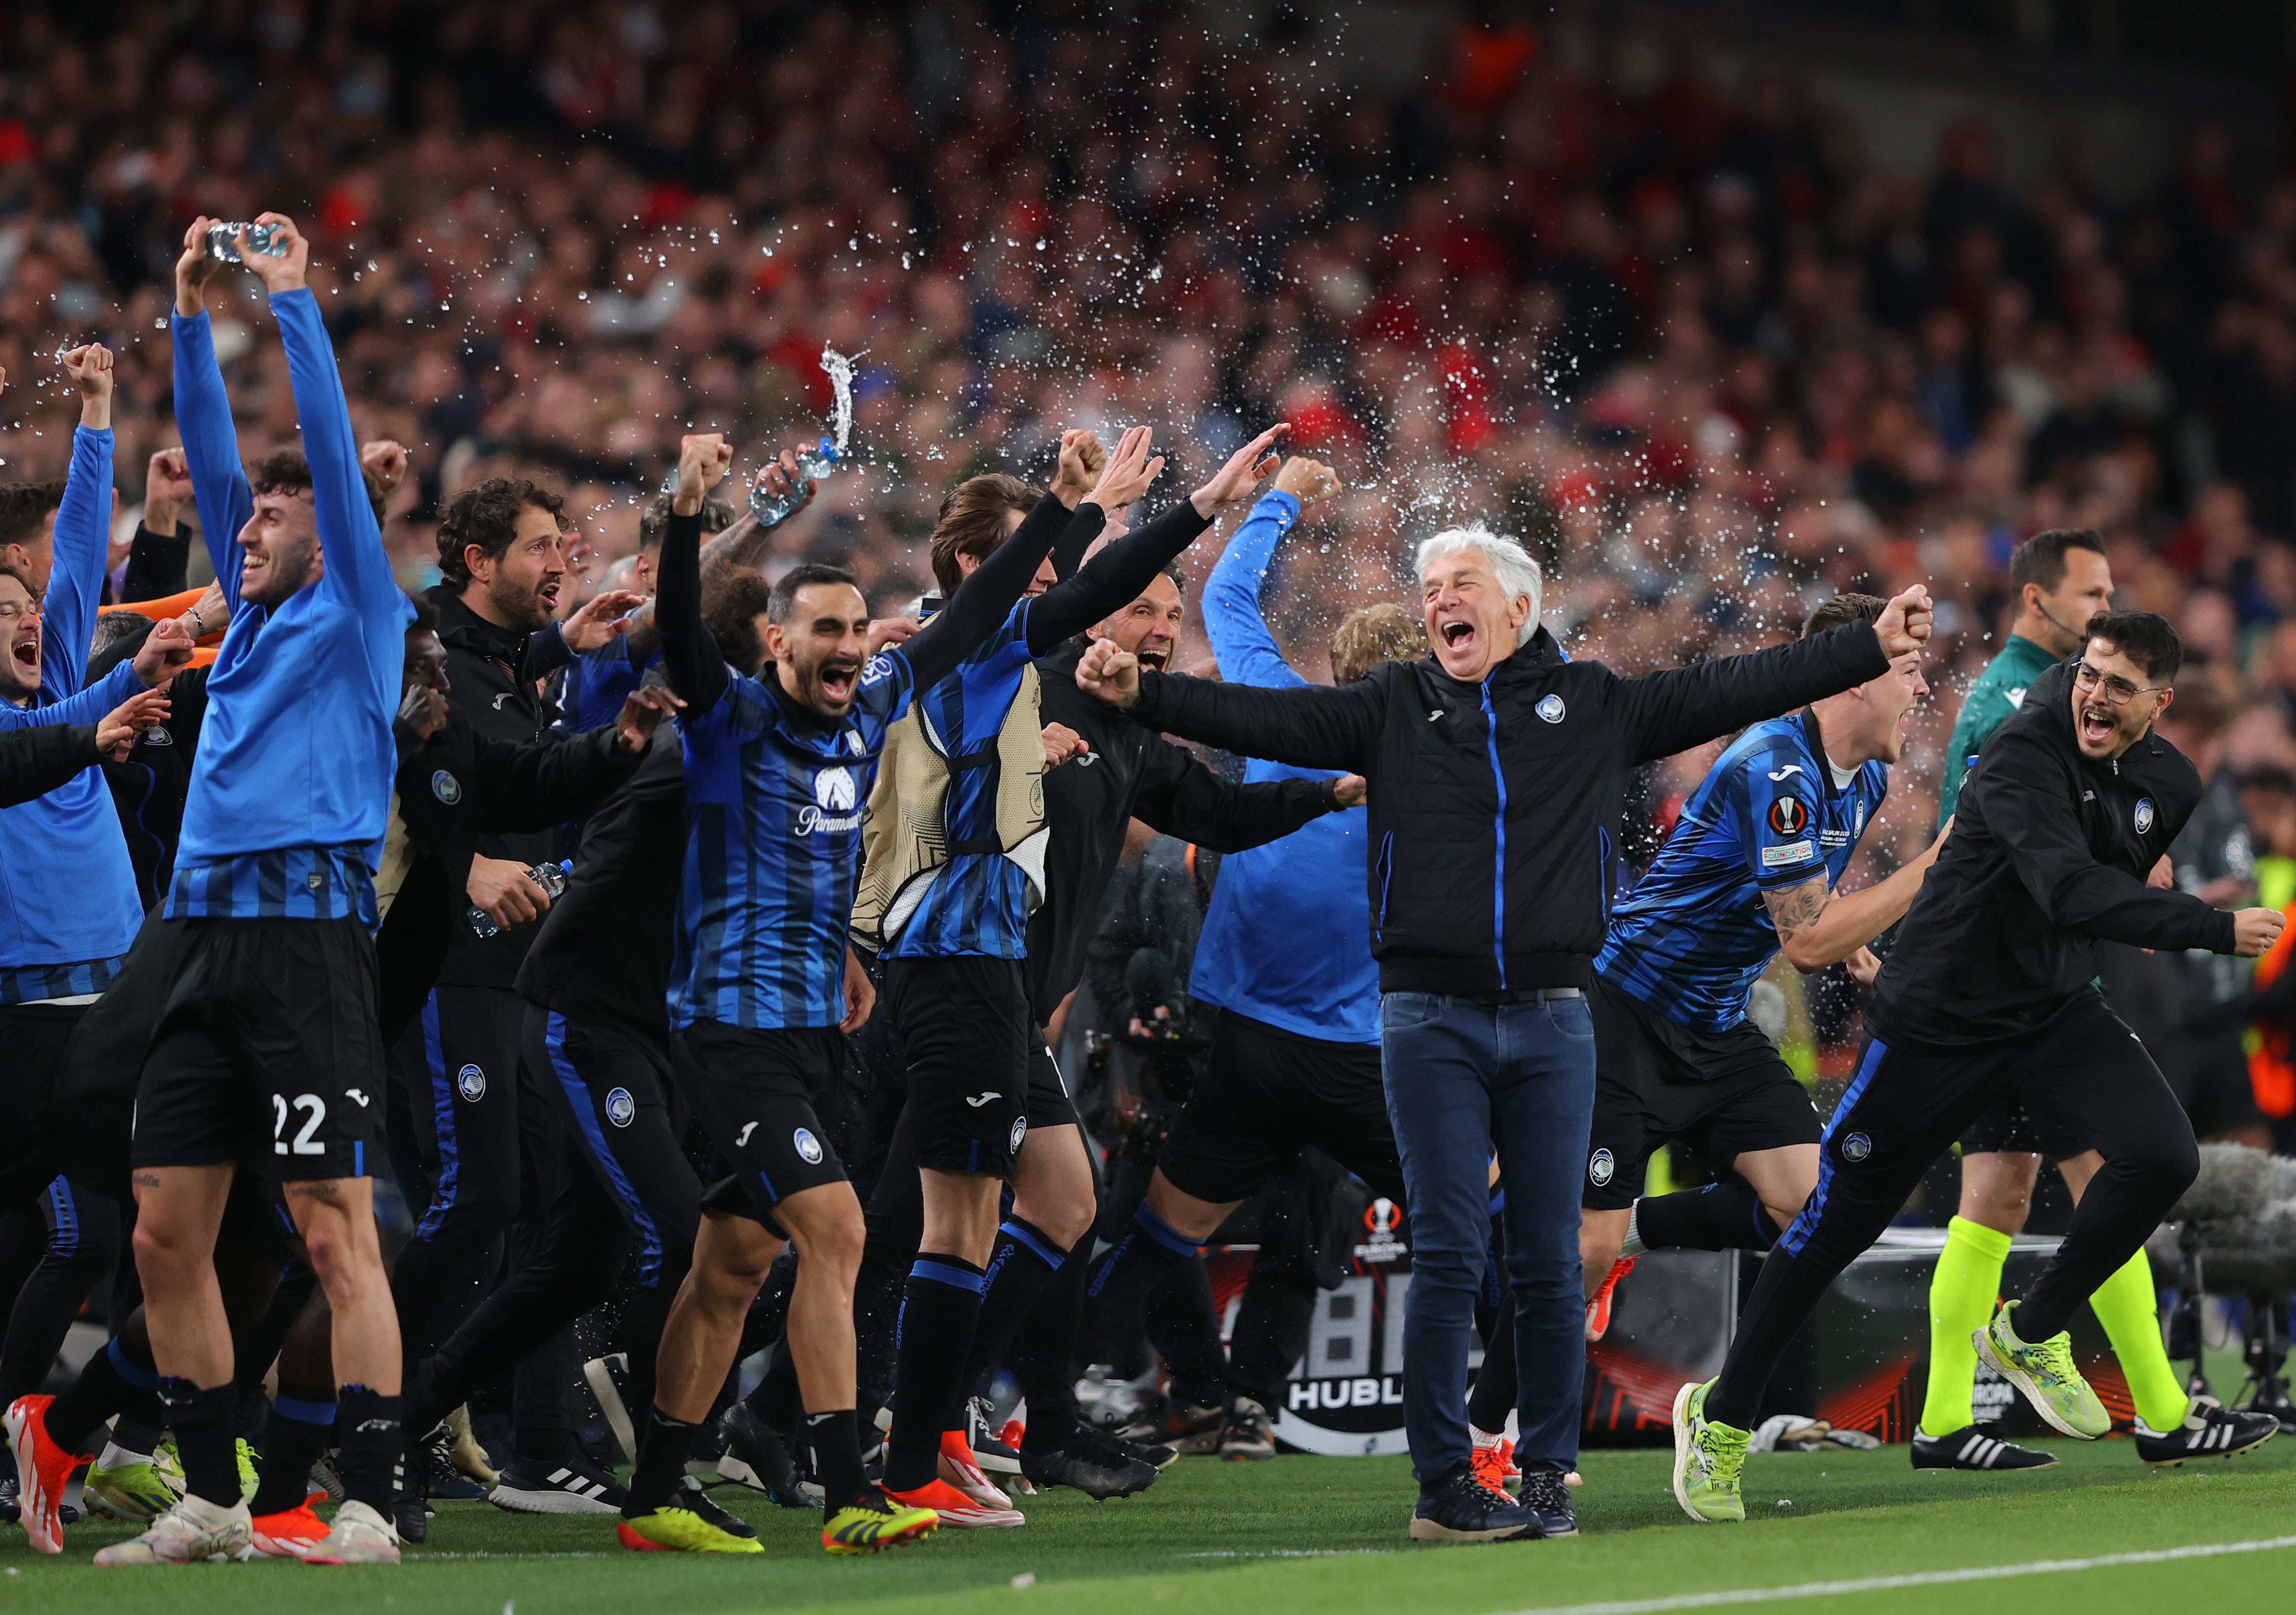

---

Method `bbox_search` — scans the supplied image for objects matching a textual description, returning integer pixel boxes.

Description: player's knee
[2120,1132,2199,1203]
[129,1219,195,1283]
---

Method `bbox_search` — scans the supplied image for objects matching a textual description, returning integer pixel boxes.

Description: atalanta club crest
[2134,797,2155,835]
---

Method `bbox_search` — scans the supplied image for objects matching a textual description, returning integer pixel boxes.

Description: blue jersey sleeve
[1203,490,1309,693]
[1740,748,1827,889]
[170,310,254,615]
[857,644,918,726]
[43,426,114,699]
[0,658,140,731]
[272,289,402,622]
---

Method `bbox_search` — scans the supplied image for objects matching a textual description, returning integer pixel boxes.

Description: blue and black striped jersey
[879,600,1038,962]
[670,649,916,1031]
[1596,709,1887,1033]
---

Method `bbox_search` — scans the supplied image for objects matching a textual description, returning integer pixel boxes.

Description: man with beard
[392,481,644,1513]
[611,430,1108,1555]
[1673,610,2283,1523]
[12,214,412,1566]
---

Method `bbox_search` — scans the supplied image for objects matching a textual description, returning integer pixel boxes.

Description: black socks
[1633,1180,1781,1254]
[948,1218,1069,1430]
[45,1337,161,1458]
[805,1408,870,1510]
[156,1377,239,1507]
[1079,1203,1200,1363]
[248,1382,335,1516]
[882,1254,985,1493]
[335,1384,403,1514]
[624,1406,699,1516]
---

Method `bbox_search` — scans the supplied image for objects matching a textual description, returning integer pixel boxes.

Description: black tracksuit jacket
[1869,657,2235,1048]
[1025,640,1340,1024]
[0,722,106,809]
[375,706,640,1040]
[1120,619,1892,996]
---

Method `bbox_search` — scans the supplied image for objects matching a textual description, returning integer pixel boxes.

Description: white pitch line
[1501,1536,2296,1615]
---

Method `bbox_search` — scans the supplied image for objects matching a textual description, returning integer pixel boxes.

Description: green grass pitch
[4,1436,2291,1615]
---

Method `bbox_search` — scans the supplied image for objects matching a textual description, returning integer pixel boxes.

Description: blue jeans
[1381,991,1596,1484]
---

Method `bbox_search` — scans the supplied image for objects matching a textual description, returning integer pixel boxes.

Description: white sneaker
[91,1494,254,1565]
[302,1498,402,1565]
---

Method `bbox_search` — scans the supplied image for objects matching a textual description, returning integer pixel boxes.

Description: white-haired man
[1079,519,1931,1542]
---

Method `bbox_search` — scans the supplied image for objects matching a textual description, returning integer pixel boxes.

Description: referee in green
[1912,528,2195,1469]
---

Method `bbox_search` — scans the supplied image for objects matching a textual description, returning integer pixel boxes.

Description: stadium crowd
[0,0,2289,1570]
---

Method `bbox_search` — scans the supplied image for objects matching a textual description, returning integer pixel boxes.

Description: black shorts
[0,1001,85,1204]
[46,909,187,1200]
[1158,1010,1405,1206]
[672,1019,850,1224]
[131,917,388,1182]
[1027,1037,1078,1130]
[1584,975,1821,1211]
[879,955,1030,1176]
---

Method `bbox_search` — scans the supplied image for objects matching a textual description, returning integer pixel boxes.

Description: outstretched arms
[170,216,255,610]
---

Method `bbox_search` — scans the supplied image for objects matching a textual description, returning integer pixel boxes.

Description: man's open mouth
[2080,704,2117,745]
[1136,649,1168,671]
[1441,620,1475,648]
[818,660,859,701]
[539,579,562,609]
[11,634,37,676]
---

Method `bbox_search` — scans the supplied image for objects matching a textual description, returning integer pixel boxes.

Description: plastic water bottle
[749,437,838,527]
[204,221,287,262]
[466,860,570,939]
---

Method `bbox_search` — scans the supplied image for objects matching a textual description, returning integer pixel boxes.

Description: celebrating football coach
[1077,518,1932,1542]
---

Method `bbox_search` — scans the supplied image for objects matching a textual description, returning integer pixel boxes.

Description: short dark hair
[0,557,39,601]
[1801,592,1886,638]
[404,590,440,632]
[90,609,149,658]
[436,478,564,587]
[703,570,776,677]
[0,479,66,548]
[766,562,860,626]
[2084,608,2184,685]
[248,447,389,528]
[2011,529,2105,597]
[929,473,1035,596]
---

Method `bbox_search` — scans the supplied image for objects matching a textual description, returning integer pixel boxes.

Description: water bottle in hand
[466,860,572,939]
[205,222,287,263]
[749,438,838,528]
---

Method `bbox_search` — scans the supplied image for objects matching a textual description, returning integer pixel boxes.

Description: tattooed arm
[1762,821,1951,972]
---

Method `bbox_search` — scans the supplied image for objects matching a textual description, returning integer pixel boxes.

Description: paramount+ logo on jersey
[796,764,864,836]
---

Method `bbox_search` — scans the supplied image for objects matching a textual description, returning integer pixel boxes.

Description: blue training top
[1596,707,1888,1034]
[1187,488,1379,1045]
[166,292,414,925]
[0,424,147,1002]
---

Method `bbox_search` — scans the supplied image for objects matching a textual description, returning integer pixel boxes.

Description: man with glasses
[1913,530,2208,1475]
[1674,609,2284,1522]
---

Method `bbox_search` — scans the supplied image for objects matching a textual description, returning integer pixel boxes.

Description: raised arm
[44,346,118,696]
[1616,616,1900,764]
[1024,424,1285,655]
[170,217,253,609]
[247,216,399,614]
[1132,735,1347,852]
[1980,726,2236,952]
[124,447,197,602]
[898,492,1097,692]
[1086,648,1386,775]
[1202,462,1341,692]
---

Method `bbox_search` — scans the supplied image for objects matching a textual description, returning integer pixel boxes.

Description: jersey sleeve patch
[1743,749,1825,886]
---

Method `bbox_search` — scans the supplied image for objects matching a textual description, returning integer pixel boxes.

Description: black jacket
[89,619,212,910]
[1123,620,1892,995]
[375,705,640,1039]
[1870,657,2235,1047]
[0,722,105,809]
[1026,640,1340,1023]
[424,585,574,988]
[516,730,687,1040]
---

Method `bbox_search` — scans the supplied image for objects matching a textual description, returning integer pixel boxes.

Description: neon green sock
[2090,1247,2189,1432]
[1921,1215,2012,1434]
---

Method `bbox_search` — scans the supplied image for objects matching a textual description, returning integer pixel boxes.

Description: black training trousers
[1707,990,2197,1430]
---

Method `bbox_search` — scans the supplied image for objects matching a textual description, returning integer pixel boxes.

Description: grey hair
[1413,526,1543,646]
